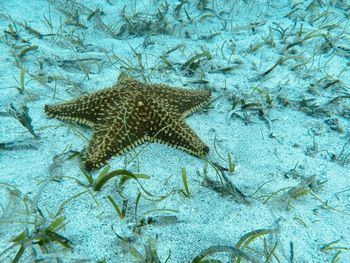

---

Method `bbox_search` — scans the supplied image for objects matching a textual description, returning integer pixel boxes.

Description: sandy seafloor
[0,0,350,262]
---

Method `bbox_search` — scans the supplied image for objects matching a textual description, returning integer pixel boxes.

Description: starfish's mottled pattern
[45,72,211,170]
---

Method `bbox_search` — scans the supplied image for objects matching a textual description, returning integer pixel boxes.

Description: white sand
[1,0,349,262]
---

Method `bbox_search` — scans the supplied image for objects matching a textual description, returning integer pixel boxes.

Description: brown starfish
[45,72,211,170]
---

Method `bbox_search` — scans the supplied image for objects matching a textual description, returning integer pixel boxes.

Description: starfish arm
[117,74,211,118]
[151,118,209,158]
[150,84,211,118]
[117,71,143,87]
[44,88,122,127]
[83,122,145,170]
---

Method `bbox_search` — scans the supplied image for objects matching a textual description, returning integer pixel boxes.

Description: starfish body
[45,73,211,170]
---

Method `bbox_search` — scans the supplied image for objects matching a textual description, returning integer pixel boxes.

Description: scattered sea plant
[8,103,38,138]
[108,195,128,220]
[0,216,72,262]
[121,237,167,263]
[320,239,350,263]
[0,184,74,262]
[191,228,279,263]
[180,167,191,198]
[92,165,150,192]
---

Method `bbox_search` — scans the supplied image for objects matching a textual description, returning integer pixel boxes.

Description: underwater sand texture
[0,0,349,262]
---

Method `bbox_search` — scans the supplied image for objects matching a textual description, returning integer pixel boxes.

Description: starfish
[44,72,211,170]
